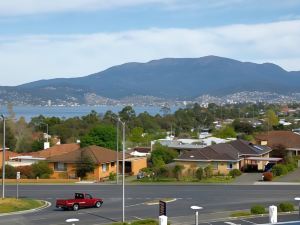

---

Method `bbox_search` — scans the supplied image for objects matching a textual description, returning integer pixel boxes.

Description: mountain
[1,56,300,105]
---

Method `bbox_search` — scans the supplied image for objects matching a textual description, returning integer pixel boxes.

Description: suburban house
[0,149,19,168]
[46,145,147,180]
[130,147,151,157]
[174,139,276,175]
[255,131,300,156]
[7,156,45,167]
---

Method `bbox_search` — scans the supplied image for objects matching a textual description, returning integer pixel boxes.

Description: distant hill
[1,56,300,105]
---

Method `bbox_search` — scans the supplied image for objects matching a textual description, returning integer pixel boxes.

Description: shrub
[278,202,295,212]
[17,166,34,179]
[32,161,53,179]
[196,167,204,180]
[272,164,288,176]
[263,172,273,181]
[286,164,295,172]
[229,169,242,178]
[0,165,16,179]
[109,172,116,181]
[172,164,184,181]
[251,205,266,214]
[204,165,213,178]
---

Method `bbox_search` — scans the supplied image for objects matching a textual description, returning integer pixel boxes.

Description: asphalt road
[1,184,300,225]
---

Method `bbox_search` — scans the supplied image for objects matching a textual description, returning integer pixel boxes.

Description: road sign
[16,172,20,180]
[159,200,166,216]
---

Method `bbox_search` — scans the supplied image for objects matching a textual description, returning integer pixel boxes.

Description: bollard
[159,215,168,225]
[269,205,277,224]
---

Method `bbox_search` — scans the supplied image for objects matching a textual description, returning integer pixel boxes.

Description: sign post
[16,171,20,199]
[159,200,166,216]
[159,200,167,225]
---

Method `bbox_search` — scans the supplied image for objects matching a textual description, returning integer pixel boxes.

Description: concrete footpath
[169,211,300,225]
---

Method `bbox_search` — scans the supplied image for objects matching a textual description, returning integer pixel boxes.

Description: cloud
[0,20,300,85]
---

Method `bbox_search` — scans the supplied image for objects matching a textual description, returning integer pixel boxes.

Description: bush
[229,169,242,178]
[278,202,295,212]
[109,172,116,181]
[172,164,184,181]
[196,167,204,180]
[272,164,288,176]
[17,166,34,179]
[0,165,16,179]
[286,163,295,172]
[131,219,158,225]
[251,205,266,214]
[263,172,273,181]
[32,161,53,178]
[204,165,213,178]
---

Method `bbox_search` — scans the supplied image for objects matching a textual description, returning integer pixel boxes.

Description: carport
[244,157,282,171]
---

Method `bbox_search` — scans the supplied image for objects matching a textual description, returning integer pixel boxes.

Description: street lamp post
[295,197,300,217]
[118,118,126,223]
[1,114,5,199]
[191,206,203,225]
[116,120,119,184]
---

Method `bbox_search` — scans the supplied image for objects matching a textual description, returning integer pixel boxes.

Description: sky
[1,0,300,86]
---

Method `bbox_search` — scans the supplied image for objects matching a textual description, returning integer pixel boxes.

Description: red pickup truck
[56,193,103,211]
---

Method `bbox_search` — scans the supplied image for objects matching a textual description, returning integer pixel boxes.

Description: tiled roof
[25,143,80,158]
[47,145,124,164]
[175,139,271,162]
[255,131,300,149]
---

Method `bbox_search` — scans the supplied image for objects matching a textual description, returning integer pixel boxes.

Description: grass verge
[110,219,159,225]
[230,211,252,217]
[0,198,43,213]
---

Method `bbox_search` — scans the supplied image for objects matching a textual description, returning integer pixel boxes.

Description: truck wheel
[95,201,102,208]
[73,204,79,211]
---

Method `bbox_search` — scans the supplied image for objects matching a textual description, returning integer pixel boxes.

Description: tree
[173,164,184,181]
[151,143,178,165]
[213,125,236,138]
[204,165,213,178]
[80,124,118,149]
[76,154,96,179]
[0,165,16,179]
[119,106,136,123]
[266,109,279,127]
[129,127,144,144]
[32,161,53,179]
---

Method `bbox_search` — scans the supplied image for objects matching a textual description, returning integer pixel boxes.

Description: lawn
[110,219,158,225]
[0,198,43,213]
[134,176,233,184]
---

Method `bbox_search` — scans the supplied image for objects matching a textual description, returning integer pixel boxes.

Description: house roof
[133,147,151,153]
[175,140,271,162]
[25,143,80,158]
[255,131,300,149]
[47,145,124,164]
[0,150,20,160]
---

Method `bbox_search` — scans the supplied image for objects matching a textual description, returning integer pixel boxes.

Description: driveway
[276,167,300,182]
[233,173,263,184]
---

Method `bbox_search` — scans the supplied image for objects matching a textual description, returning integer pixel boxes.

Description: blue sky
[0,0,300,85]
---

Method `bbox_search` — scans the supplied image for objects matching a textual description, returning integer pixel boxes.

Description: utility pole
[1,114,6,199]
[118,118,126,223]
[116,120,119,184]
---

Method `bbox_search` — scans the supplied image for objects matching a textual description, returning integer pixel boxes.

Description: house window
[227,163,233,170]
[102,164,107,172]
[111,162,115,167]
[54,162,66,171]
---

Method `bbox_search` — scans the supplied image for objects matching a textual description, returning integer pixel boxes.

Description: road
[1,184,300,225]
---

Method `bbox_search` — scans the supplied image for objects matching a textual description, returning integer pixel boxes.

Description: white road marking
[225,222,241,225]
[125,203,145,208]
[240,219,256,224]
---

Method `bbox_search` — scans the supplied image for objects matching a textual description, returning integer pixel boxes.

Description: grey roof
[175,140,271,162]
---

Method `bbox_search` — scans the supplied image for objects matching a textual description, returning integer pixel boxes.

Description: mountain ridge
[1,55,300,105]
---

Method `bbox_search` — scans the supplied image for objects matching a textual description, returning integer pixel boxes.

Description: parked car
[56,193,103,211]
[264,163,276,172]
[137,172,145,179]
